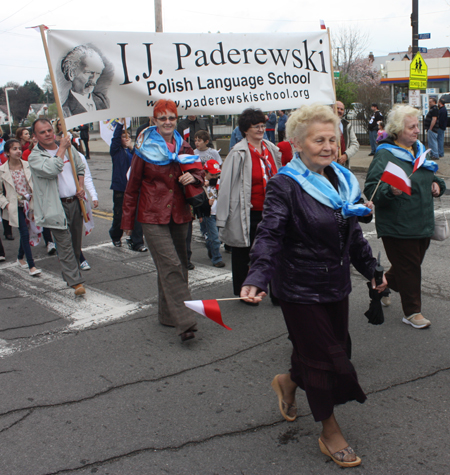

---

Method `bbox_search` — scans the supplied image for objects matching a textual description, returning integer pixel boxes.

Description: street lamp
[4,87,14,136]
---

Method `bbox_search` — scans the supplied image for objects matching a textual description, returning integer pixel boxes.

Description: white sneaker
[0,256,5,261]
[47,242,57,255]
[80,260,91,271]
[402,313,431,329]
[29,268,41,276]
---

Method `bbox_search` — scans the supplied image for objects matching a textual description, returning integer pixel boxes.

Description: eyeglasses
[249,125,266,130]
[156,116,177,122]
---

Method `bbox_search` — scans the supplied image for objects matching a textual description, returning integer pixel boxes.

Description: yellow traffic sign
[409,53,428,90]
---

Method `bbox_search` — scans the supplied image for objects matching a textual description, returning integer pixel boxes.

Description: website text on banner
[47,31,335,129]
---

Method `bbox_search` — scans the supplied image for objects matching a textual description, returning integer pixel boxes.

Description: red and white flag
[320,20,326,30]
[26,25,49,32]
[413,148,431,173]
[184,300,232,330]
[179,155,203,171]
[381,161,412,195]
[183,128,190,141]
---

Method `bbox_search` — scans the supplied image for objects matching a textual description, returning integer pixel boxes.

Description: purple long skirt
[279,297,366,422]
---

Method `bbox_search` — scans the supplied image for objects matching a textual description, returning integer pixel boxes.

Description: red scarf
[248,142,274,192]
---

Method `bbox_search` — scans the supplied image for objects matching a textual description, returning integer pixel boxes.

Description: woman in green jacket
[364,105,445,329]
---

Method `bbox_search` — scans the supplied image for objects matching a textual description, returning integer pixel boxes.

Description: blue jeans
[17,206,35,269]
[203,215,222,264]
[427,130,439,159]
[266,130,275,144]
[369,130,378,154]
[437,128,445,157]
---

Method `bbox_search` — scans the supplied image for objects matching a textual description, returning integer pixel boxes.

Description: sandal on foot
[318,438,361,467]
[271,375,297,422]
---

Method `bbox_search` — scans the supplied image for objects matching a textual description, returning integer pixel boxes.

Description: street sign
[418,33,431,40]
[334,71,340,79]
[408,90,421,107]
[409,52,428,90]
[419,47,428,54]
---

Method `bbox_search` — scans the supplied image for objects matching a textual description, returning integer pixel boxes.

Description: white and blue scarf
[278,154,371,218]
[135,126,199,166]
[377,140,438,173]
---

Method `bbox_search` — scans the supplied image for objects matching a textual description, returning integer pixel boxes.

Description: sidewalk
[87,132,450,178]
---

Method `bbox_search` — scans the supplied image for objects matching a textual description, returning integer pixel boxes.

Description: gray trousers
[142,221,197,335]
[50,199,84,287]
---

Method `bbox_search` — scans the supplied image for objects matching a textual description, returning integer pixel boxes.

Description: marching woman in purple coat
[241,104,387,467]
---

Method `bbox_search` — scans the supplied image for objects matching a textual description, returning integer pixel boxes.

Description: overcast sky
[1,0,449,89]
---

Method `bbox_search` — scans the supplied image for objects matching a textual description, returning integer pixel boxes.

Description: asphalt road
[1,155,450,475]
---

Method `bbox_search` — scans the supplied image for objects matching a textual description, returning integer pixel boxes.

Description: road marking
[0,253,231,358]
[0,267,152,358]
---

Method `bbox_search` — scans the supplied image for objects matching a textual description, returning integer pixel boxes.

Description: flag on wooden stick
[381,161,412,195]
[184,300,232,330]
[413,148,431,173]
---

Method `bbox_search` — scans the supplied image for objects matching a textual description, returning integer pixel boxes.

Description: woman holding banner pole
[121,99,205,343]
[364,105,445,329]
[240,104,383,467]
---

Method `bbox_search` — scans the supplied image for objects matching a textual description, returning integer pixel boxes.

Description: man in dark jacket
[77,124,90,159]
[177,115,209,150]
[368,103,383,156]
[109,121,147,252]
[424,97,440,160]
[438,98,448,158]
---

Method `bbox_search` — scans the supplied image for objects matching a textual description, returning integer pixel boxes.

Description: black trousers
[109,191,144,247]
[82,138,90,158]
[382,236,430,316]
[231,210,262,295]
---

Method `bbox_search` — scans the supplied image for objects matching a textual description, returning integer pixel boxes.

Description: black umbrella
[365,282,384,325]
[364,252,384,325]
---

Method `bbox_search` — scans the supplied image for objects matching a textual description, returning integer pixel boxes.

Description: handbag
[431,202,449,241]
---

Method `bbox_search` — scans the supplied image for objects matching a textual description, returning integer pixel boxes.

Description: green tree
[41,74,55,103]
[335,74,357,111]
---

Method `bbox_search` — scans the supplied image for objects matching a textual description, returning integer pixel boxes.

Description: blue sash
[377,141,438,173]
[135,126,199,166]
[278,155,371,218]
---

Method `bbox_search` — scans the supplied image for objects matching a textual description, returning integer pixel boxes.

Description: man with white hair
[336,101,360,169]
[61,45,110,117]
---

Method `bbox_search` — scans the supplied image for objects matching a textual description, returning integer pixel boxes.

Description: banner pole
[38,25,88,223]
[327,27,340,159]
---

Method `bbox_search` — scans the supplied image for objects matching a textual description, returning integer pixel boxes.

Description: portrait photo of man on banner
[58,44,114,119]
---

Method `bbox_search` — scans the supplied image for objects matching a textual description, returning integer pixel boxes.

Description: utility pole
[411,0,418,57]
[155,0,163,32]
[4,87,14,135]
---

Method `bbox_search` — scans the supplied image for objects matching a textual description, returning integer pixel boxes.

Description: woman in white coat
[0,139,41,275]
[216,108,281,299]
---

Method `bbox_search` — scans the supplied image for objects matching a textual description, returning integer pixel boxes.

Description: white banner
[47,30,335,128]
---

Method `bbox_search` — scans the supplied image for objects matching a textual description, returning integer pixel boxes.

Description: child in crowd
[194,130,223,165]
[377,121,388,143]
[202,159,225,268]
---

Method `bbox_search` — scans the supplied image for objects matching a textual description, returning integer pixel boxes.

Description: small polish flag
[27,25,49,32]
[413,148,431,173]
[381,161,412,195]
[183,128,190,141]
[179,156,203,171]
[184,300,232,330]
[320,20,326,30]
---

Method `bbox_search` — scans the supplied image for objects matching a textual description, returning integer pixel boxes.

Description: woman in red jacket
[121,99,205,342]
